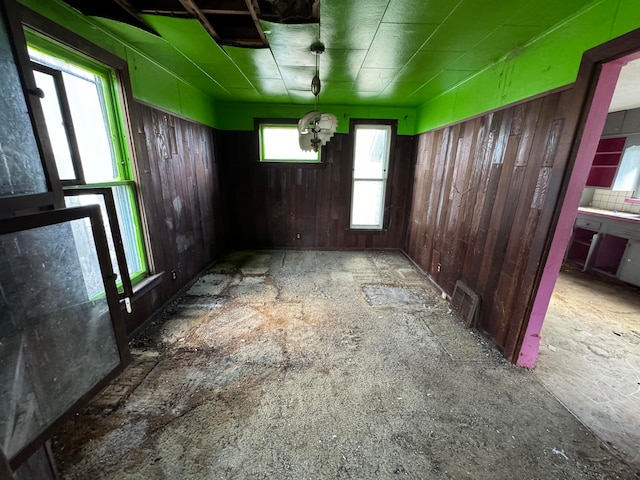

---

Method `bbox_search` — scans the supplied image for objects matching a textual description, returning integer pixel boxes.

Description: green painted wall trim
[18,0,219,127]
[416,0,640,134]
[215,102,417,136]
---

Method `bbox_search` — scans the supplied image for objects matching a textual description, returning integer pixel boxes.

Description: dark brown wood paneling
[219,130,415,250]
[13,442,57,480]
[405,89,577,362]
[126,102,225,334]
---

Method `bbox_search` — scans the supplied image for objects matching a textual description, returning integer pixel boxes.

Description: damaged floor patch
[362,284,436,307]
[187,273,232,296]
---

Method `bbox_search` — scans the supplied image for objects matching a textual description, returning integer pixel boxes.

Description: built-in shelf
[586,137,626,188]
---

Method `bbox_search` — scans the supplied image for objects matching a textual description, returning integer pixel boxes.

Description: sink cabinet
[566,227,596,265]
[618,241,640,286]
[567,212,640,287]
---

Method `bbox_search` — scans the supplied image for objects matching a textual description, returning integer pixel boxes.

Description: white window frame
[350,124,392,230]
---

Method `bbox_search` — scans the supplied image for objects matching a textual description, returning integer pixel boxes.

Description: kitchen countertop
[577,206,640,223]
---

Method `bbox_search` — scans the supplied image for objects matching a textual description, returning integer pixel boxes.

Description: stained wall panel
[406,89,578,361]
[219,130,415,250]
[125,102,225,334]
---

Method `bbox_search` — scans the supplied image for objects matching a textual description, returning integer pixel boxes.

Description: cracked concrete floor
[535,265,640,470]
[53,251,638,479]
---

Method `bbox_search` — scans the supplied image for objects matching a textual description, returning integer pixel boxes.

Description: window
[611,137,640,197]
[259,124,320,162]
[350,124,392,229]
[27,36,147,286]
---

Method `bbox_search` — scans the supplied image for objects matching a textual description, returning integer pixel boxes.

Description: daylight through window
[28,41,147,286]
[350,124,392,230]
[260,124,320,162]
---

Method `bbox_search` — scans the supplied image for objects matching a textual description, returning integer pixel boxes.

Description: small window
[350,124,392,230]
[259,124,320,162]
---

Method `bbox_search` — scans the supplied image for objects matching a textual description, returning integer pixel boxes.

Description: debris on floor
[53,251,639,479]
[536,267,640,471]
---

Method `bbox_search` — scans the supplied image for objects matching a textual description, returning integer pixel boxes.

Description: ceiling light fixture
[310,41,324,97]
[298,40,337,152]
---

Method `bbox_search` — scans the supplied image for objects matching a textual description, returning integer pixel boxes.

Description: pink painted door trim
[517,57,636,367]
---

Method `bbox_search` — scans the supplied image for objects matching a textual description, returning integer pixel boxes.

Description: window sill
[258,161,326,169]
[348,228,388,234]
[125,272,163,302]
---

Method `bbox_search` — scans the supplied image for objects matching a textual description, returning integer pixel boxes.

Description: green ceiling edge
[18,0,219,128]
[415,0,640,134]
[215,102,417,135]
[18,0,640,137]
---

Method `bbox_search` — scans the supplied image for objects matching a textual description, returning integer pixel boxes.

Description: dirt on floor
[535,264,640,470]
[52,251,639,479]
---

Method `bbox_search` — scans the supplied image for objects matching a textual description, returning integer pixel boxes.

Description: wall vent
[451,280,481,328]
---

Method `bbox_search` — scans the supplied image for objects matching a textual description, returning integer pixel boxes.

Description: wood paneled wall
[406,90,577,361]
[219,130,415,249]
[125,102,225,334]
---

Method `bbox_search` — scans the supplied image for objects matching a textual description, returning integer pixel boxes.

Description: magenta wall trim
[517,59,628,367]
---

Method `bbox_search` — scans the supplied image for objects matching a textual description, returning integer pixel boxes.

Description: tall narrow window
[350,124,392,229]
[27,39,148,285]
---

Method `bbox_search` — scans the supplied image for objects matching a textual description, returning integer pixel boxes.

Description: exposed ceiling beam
[228,38,267,47]
[112,0,156,33]
[139,9,190,16]
[201,9,251,15]
[178,0,222,44]
[244,0,268,47]
[58,0,158,34]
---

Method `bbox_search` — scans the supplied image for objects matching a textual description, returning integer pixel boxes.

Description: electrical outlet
[171,269,177,280]
[296,233,301,239]
[437,263,442,272]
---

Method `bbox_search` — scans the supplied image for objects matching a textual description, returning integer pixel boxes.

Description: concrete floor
[535,265,640,470]
[53,251,638,479]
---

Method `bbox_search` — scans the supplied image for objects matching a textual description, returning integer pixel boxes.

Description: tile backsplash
[590,188,640,213]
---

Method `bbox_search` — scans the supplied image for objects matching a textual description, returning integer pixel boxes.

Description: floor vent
[451,281,481,328]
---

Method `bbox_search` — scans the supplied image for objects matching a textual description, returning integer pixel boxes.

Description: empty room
[1,0,639,478]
